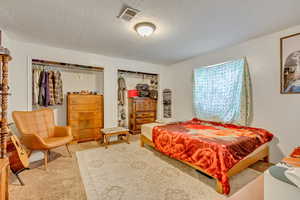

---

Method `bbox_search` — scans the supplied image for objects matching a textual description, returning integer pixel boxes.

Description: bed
[140,118,273,195]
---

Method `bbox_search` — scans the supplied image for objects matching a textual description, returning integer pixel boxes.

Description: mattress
[141,122,269,161]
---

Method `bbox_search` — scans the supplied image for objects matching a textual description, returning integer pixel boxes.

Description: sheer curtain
[193,58,251,125]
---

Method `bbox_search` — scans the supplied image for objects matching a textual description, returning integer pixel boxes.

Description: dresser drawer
[68,111,102,121]
[135,100,156,112]
[136,112,155,118]
[69,104,102,111]
[68,95,102,105]
[72,128,100,140]
[69,119,102,129]
[136,118,155,124]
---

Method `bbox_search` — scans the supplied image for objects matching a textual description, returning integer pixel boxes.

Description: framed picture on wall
[281,33,300,94]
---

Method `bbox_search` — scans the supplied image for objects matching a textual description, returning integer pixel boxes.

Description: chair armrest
[21,133,49,150]
[53,126,72,138]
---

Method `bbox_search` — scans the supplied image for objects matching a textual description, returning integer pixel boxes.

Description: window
[193,58,251,125]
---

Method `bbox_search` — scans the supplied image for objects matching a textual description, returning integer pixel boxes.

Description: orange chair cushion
[43,136,73,149]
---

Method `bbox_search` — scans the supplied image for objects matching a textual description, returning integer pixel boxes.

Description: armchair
[12,108,73,170]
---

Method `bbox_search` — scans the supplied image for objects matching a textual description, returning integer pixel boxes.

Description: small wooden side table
[101,127,130,149]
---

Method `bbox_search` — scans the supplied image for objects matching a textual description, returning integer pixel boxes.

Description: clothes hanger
[119,72,125,78]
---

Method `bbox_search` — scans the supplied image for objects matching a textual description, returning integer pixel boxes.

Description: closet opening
[117,69,159,134]
[31,59,104,143]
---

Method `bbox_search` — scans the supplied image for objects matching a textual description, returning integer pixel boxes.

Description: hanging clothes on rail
[118,76,127,106]
[38,70,49,106]
[44,71,50,106]
[48,71,55,105]
[34,66,64,107]
[32,68,42,105]
[54,71,63,105]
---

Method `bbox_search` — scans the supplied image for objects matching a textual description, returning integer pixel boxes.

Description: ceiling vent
[118,6,140,22]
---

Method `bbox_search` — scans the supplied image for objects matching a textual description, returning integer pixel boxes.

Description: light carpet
[76,139,261,200]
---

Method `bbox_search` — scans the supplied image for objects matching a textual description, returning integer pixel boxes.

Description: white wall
[3,35,168,128]
[169,25,300,163]
[61,70,104,94]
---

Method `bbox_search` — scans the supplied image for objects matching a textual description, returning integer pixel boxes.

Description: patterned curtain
[193,58,251,125]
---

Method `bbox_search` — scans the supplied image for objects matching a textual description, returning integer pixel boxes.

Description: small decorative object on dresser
[101,127,130,148]
[128,97,157,134]
[67,93,104,143]
[136,83,150,97]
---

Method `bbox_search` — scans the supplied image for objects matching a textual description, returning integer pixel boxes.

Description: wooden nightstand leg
[126,134,130,144]
[103,135,106,148]
[104,135,108,149]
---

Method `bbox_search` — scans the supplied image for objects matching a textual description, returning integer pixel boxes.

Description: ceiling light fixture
[134,22,156,37]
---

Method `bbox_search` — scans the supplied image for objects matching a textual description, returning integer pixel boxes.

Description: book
[283,157,300,167]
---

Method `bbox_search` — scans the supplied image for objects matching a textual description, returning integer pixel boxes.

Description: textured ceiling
[0,0,300,65]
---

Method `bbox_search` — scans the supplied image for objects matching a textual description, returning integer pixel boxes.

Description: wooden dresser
[67,94,104,143]
[128,97,157,134]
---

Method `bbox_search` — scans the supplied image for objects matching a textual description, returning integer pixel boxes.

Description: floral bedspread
[152,118,273,194]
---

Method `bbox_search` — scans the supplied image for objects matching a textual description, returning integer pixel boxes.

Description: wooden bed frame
[140,134,269,195]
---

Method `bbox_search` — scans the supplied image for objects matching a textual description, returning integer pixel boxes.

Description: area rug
[76,139,261,200]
